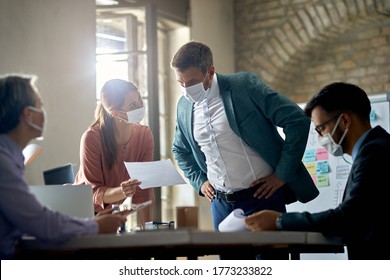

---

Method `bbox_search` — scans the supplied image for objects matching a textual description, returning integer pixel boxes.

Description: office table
[16,230,345,260]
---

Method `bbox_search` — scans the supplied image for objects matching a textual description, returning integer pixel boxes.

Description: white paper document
[218,208,248,232]
[124,159,186,189]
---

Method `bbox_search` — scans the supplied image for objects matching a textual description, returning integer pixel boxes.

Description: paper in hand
[218,208,248,232]
[124,159,186,189]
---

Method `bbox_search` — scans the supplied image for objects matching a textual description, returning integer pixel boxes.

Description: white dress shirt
[193,75,273,193]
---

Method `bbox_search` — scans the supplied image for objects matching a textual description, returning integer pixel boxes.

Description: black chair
[43,163,75,185]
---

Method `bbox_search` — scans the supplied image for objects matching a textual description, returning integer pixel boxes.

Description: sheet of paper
[124,159,186,189]
[218,208,248,232]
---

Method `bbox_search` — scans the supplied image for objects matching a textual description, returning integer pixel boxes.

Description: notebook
[29,185,94,218]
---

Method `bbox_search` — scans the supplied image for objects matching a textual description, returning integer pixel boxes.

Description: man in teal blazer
[171,42,318,258]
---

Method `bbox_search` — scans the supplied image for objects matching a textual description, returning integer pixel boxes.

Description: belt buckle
[225,193,236,203]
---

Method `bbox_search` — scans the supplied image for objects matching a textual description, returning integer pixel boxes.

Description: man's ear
[341,113,352,129]
[208,65,215,76]
[21,106,32,122]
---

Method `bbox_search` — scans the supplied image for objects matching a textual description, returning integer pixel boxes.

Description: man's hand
[245,210,281,231]
[250,174,285,199]
[95,209,129,234]
[200,180,215,201]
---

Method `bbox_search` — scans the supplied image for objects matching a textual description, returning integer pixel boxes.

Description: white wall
[0,0,96,184]
[164,27,194,223]
[190,0,235,73]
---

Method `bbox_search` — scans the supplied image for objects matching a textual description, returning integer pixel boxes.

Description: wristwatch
[275,216,282,230]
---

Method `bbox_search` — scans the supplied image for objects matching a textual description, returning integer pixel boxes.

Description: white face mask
[118,106,145,124]
[180,72,210,103]
[318,115,348,157]
[26,106,47,140]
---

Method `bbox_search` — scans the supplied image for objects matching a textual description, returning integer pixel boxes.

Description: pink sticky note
[316,147,328,161]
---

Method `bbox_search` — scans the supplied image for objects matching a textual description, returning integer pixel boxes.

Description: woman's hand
[120,178,140,197]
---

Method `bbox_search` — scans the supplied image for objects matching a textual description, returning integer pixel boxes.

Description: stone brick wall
[234,0,390,102]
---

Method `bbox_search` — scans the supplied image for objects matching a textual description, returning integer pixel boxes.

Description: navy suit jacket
[281,126,390,259]
[172,72,318,204]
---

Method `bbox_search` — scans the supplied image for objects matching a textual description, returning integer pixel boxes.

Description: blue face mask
[318,115,348,157]
[180,72,210,103]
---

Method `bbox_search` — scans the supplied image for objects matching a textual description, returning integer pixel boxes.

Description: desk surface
[17,230,345,260]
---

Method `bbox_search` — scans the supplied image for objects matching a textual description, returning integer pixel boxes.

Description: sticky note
[316,147,328,161]
[316,174,329,187]
[304,162,316,175]
[336,165,350,179]
[316,160,329,174]
[303,149,316,163]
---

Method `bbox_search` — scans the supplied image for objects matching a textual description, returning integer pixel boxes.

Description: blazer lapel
[217,74,241,137]
[182,99,197,147]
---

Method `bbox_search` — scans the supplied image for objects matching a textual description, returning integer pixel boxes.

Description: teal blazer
[172,72,319,203]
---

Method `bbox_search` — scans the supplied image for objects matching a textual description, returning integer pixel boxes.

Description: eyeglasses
[314,114,341,136]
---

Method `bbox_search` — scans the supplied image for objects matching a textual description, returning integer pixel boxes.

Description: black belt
[215,186,259,203]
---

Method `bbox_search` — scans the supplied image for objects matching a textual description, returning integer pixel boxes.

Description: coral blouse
[74,124,154,212]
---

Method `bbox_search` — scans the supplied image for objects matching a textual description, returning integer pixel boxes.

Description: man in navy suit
[245,82,390,260]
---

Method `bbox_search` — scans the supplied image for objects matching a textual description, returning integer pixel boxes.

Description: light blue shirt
[351,129,371,161]
[0,134,97,259]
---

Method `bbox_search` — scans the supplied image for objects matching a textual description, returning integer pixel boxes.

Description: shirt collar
[351,128,371,160]
[0,134,25,168]
[206,73,219,99]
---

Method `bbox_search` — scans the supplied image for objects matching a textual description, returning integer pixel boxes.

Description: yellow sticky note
[304,162,316,175]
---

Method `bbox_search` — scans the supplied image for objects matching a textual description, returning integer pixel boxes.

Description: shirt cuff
[84,219,99,234]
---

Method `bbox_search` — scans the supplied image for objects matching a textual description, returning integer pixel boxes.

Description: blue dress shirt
[0,134,97,259]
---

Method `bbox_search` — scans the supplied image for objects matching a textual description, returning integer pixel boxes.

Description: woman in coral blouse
[74,79,154,224]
